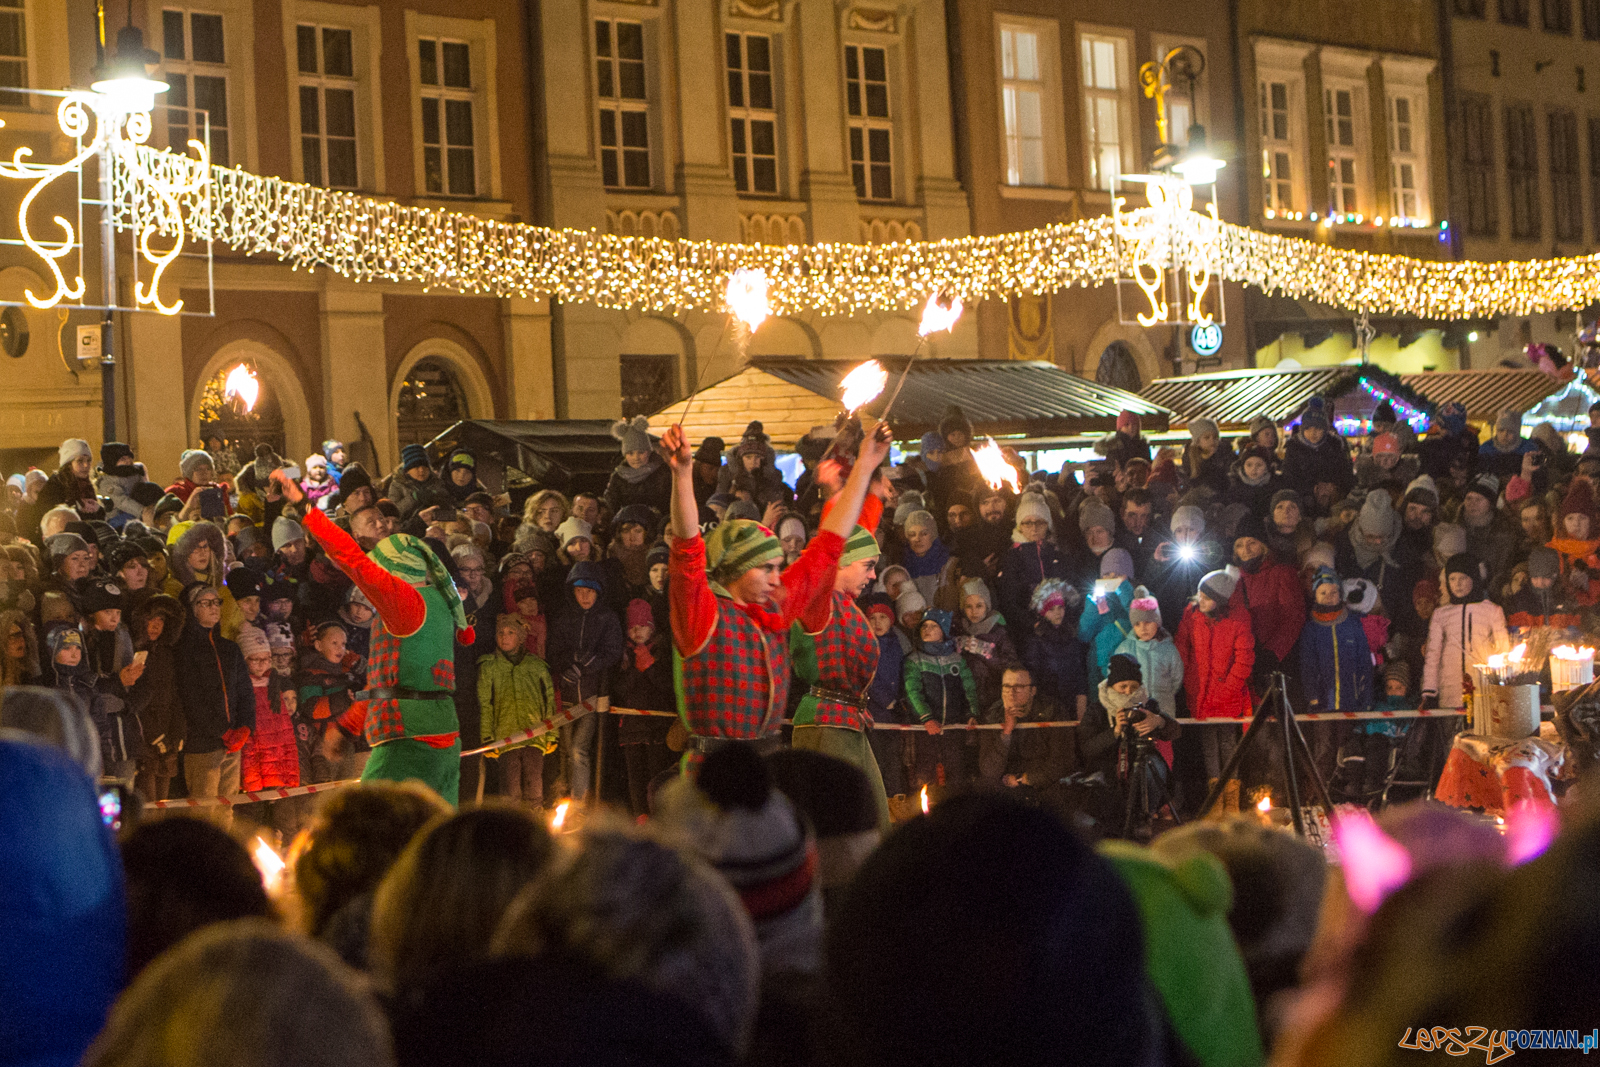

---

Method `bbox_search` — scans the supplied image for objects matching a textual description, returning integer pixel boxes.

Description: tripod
[1198,671,1334,837]
[1119,730,1180,839]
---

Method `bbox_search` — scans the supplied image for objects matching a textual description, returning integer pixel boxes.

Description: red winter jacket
[1176,601,1255,719]
[241,678,299,791]
[1231,560,1305,664]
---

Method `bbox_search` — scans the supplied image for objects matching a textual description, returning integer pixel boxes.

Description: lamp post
[88,15,167,444]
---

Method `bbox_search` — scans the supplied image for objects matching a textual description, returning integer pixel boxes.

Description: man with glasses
[978,665,1072,790]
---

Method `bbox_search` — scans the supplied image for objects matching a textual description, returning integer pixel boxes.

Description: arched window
[1096,341,1142,392]
[198,364,285,473]
[397,357,468,450]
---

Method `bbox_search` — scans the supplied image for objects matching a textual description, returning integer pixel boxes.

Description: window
[1260,80,1295,212]
[1080,32,1131,190]
[620,354,677,418]
[1505,102,1541,238]
[1461,92,1499,235]
[1501,0,1531,22]
[1544,0,1574,30]
[596,19,650,190]
[1325,86,1359,215]
[1389,94,1425,220]
[162,9,230,164]
[418,37,474,196]
[1000,26,1045,184]
[1586,0,1600,37]
[727,32,777,195]
[296,25,358,189]
[0,0,25,90]
[1095,342,1142,392]
[396,358,467,449]
[1550,109,1582,238]
[1456,0,1487,13]
[844,44,892,200]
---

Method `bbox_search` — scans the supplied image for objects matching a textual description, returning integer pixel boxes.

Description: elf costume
[301,508,472,804]
[790,525,890,830]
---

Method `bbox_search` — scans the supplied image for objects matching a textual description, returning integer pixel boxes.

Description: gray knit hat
[1079,497,1116,535]
[1199,568,1237,604]
[1356,490,1400,540]
[1188,418,1218,440]
[179,449,213,480]
[1128,586,1161,625]
[271,516,305,552]
[611,415,654,455]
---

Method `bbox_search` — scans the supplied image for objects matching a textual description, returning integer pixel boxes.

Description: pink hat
[626,598,654,630]
[1504,475,1532,506]
[236,626,270,658]
[1117,410,1141,435]
[1372,433,1400,456]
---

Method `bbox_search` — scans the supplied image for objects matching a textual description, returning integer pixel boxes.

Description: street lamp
[1142,46,1225,186]
[89,10,167,444]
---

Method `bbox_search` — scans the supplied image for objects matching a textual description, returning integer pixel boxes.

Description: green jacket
[903,649,980,725]
[477,650,557,753]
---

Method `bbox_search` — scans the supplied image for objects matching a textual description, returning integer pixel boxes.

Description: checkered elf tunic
[790,590,879,732]
[675,592,790,740]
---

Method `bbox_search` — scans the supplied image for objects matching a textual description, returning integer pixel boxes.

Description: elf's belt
[355,687,455,702]
[690,734,783,756]
[807,684,868,710]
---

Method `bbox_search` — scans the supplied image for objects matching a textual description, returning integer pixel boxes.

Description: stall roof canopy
[649,358,1172,447]
[423,419,621,496]
[1147,365,1561,430]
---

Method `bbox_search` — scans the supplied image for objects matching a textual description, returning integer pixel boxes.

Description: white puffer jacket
[1421,601,1509,709]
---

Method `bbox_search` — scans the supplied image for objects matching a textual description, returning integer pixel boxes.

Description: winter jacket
[613,634,675,744]
[1298,608,1374,712]
[955,613,1016,711]
[1024,617,1088,708]
[1176,601,1255,719]
[1183,442,1232,495]
[1546,535,1600,607]
[52,658,140,769]
[163,522,243,639]
[546,598,625,706]
[127,596,186,758]
[1478,437,1538,485]
[97,462,149,525]
[385,468,454,523]
[1422,601,1509,709]
[866,629,907,723]
[1225,468,1281,516]
[1147,538,1225,633]
[1095,430,1152,470]
[603,455,672,515]
[1079,680,1180,777]
[996,540,1069,651]
[296,649,364,727]
[1113,632,1184,720]
[1355,454,1420,491]
[174,614,254,754]
[1464,517,1518,589]
[1504,585,1583,633]
[478,649,558,753]
[977,693,1073,785]
[1078,578,1134,689]
[1418,431,1478,481]
[1282,431,1354,495]
[28,466,104,540]
[1231,559,1305,669]
[904,647,979,725]
[241,676,299,790]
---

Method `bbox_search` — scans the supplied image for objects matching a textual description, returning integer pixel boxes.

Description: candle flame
[551,800,570,831]
[972,437,1021,493]
[224,364,260,413]
[840,360,888,411]
[1552,645,1596,661]
[1256,795,1272,814]
[1486,653,1506,671]
[725,268,771,333]
[252,836,286,895]
[1508,642,1527,664]
[917,288,963,337]
[919,785,930,815]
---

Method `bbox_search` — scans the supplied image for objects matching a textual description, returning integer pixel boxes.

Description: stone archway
[389,337,496,465]
[1083,320,1162,390]
[190,340,314,468]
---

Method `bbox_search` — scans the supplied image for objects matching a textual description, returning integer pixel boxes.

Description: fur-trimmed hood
[168,521,228,587]
[0,608,39,679]
[131,593,185,649]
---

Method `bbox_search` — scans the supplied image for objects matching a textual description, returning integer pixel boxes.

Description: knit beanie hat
[1445,553,1479,583]
[1232,510,1267,547]
[1099,548,1134,579]
[80,578,123,616]
[1403,474,1439,509]
[1504,475,1532,506]
[694,437,726,466]
[1299,398,1329,432]
[224,568,263,602]
[626,598,654,630]
[1311,567,1342,598]
[1356,490,1400,541]
[235,626,270,658]
[1117,410,1141,436]
[1079,497,1115,535]
[840,526,881,567]
[919,432,947,468]
[1128,587,1161,625]
[938,405,973,442]
[1199,568,1237,604]
[893,492,927,527]
[322,439,345,461]
[1170,505,1206,536]
[271,517,305,552]
[1270,488,1303,514]
[1343,577,1378,615]
[1560,476,1598,524]
[613,505,659,535]
[1029,578,1073,614]
[262,578,294,605]
[1106,653,1142,688]
[1496,409,1522,436]
[1381,658,1411,693]
[1432,523,1467,559]
[554,516,592,548]
[46,624,84,657]
[178,449,212,480]
[1248,415,1276,439]
[304,453,328,476]
[445,449,476,473]
[1188,417,1219,440]
[1465,473,1500,507]
[902,510,937,535]
[894,586,927,617]
[611,416,654,455]
[57,439,91,469]
[960,577,993,612]
[706,519,782,584]
[268,628,295,652]
[922,609,952,641]
[646,541,669,570]
[1098,841,1265,1067]
[400,444,430,473]
[1528,546,1561,579]
[1371,432,1400,456]
[1437,401,1468,436]
[1014,493,1053,533]
[494,612,528,636]
[99,442,134,469]
[860,592,896,621]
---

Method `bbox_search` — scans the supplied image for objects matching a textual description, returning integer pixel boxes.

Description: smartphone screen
[132,650,148,666]
[199,487,225,519]
[98,787,122,832]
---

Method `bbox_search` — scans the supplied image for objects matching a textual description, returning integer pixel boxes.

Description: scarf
[368,534,468,632]
[1096,679,1150,729]
[964,611,1001,637]
[613,454,662,484]
[1238,467,1271,488]
[1312,608,1343,624]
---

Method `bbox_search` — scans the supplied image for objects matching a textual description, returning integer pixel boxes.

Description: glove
[221,727,251,752]
[1418,692,1438,711]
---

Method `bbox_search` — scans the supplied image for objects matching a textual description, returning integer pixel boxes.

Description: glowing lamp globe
[91,25,169,114]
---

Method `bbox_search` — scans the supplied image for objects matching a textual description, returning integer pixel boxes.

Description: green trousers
[363,737,462,806]
[791,724,891,833]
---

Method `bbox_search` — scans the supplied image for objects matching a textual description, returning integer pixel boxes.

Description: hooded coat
[1231,558,1306,667]
[241,670,299,791]
[126,595,186,759]
[1078,578,1135,689]
[96,460,150,525]
[386,466,454,523]
[1298,606,1374,712]
[163,521,243,639]
[1113,629,1184,721]
[174,593,254,754]
[1282,430,1354,495]
[1176,600,1255,719]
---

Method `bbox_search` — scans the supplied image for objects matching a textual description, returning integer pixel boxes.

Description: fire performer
[270,469,471,803]
[661,420,890,767]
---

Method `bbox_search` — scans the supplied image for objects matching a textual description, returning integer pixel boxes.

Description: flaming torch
[919,785,930,815]
[252,836,287,896]
[551,800,570,832]
[972,437,1021,494]
[224,364,260,413]
[880,287,967,422]
[725,268,771,334]
[839,360,888,412]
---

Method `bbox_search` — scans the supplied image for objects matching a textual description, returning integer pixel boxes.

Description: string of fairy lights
[109,144,1600,320]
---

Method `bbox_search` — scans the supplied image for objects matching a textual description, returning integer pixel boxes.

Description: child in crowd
[955,577,1015,710]
[226,569,268,647]
[80,579,141,786]
[127,595,185,802]
[1024,579,1087,716]
[1420,554,1508,712]
[1337,659,1417,808]
[904,608,979,789]
[336,587,375,669]
[1114,587,1182,724]
[861,591,908,797]
[1300,568,1375,796]
[48,623,137,788]
[295,619,366,784]
[612,598,674,816]
[478,614,557,811]
[1176,568,1254,814]
[505,579,548,659]
[894,586,927,655]
[301,454,338,508]
[269,630,296,678]
[546,561,623,803]
[1079,549,1136,691]
[237,627,299,795]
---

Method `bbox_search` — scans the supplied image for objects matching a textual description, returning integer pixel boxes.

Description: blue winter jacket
[1113,631,1185,720]
[1298,608,1374,712]
[1078,578,1134,689]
